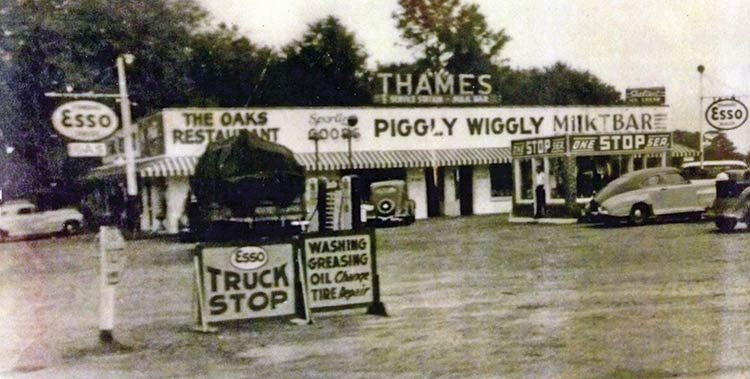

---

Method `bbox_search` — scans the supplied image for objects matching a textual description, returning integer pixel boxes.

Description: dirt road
[1,215,749,378]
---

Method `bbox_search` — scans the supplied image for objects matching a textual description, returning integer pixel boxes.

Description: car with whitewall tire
[0,200,84,241]
[586,167,714,226]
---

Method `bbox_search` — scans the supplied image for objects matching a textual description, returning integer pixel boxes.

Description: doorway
[458,166,473,216]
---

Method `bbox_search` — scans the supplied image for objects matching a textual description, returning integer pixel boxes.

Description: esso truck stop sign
[51,100,119,141]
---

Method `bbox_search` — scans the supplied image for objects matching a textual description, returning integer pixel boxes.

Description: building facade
[90,106,698,233]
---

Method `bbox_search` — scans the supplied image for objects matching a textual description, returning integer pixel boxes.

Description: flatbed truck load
[184,130,306,241]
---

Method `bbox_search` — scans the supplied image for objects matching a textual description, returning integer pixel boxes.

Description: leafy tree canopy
[260,16,370,106]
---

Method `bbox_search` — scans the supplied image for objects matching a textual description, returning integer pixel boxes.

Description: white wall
[165,177,190,234]
[443,168,460,217]
[406,168,428,219]
[472,165,512,214]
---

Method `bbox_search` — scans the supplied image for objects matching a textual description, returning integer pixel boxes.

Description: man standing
[535,165,546,218]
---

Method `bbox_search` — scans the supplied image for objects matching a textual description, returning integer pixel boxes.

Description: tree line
[0,0,740,199]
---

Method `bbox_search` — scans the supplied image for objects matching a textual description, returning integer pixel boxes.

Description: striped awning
[294,148,513,171]
[89,148,514,178]
[139,156,198,177]
[670,143,700,157]
[87,156,199,179]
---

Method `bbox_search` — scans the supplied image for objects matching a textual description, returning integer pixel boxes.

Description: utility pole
[116,54,138,205]
[697,65,705,168]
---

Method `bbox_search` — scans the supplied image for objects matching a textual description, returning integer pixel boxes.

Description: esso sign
[705,98,748,131]
[51,100,119,141]
[230,246,268,270]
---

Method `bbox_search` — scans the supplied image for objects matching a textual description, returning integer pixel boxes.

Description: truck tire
[63,220,82,236]
[716,217,737,233]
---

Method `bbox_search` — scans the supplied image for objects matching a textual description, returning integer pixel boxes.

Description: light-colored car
[586,167,714,225]
[366,180,416,225]
[0,200,84,241]
[680,160,748,185]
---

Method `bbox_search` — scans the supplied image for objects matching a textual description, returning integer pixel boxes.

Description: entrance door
[425,167,444,217]
[459,166,473,216]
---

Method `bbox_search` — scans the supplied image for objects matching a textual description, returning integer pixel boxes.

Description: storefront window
[549,158,566,199]
[490,163,512,197]
[519,159,533,200]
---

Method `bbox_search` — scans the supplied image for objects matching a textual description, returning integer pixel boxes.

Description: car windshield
[373,186,399,195]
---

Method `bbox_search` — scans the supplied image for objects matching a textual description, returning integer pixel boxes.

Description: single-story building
[89,106,698,233]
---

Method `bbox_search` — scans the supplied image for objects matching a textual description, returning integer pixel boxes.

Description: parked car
[0,200,84,241]
[585,167,714,225]
[365,180,415,226]
[680,160,748,184]
[707,169,750,232]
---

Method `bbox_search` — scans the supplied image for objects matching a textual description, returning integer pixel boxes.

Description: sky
[197,0,750,152]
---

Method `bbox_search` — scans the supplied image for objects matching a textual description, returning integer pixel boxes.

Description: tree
[672,130,700,151]
[187,23,276,107]
[501,62,621,105]
[393,0,510,74]
[704,132,745,161]
[260,16,370,106]
[0,0,210,193]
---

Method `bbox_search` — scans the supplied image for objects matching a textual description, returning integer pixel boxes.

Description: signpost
[46,53,137,350]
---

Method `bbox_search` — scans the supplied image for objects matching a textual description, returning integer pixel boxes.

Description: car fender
[601,190,653,217]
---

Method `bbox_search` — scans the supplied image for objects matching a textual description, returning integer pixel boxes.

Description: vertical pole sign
[98,226,125,344]
[301,229,387,315]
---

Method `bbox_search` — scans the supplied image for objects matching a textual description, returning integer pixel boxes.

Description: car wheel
[716,217,737,233]
[63,220,82,236]
[628,204,650,226]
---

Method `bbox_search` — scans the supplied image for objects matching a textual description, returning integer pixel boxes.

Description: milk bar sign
[303,232,375,310]
[196,244,297,322]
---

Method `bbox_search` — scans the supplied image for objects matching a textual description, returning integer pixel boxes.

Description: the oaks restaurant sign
[155,106,669,156]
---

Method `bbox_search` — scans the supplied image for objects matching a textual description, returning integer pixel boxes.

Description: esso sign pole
[117,54,138,199]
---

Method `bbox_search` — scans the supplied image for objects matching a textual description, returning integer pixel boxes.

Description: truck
[182,130,306,241]
[709,169,750,232]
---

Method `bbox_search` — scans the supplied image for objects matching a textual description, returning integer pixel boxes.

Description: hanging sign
[705,98,748,131]
[51,100,119,141]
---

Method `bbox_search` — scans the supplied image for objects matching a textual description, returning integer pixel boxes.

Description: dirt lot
[1,215,750,378]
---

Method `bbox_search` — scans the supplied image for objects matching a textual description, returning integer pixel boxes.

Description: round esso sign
[51,100,119,141]
[230,246,268,270]
[705,98,748,131]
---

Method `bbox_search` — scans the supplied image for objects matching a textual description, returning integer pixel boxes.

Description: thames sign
[51,100,119,141]
[705,98,748,131]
